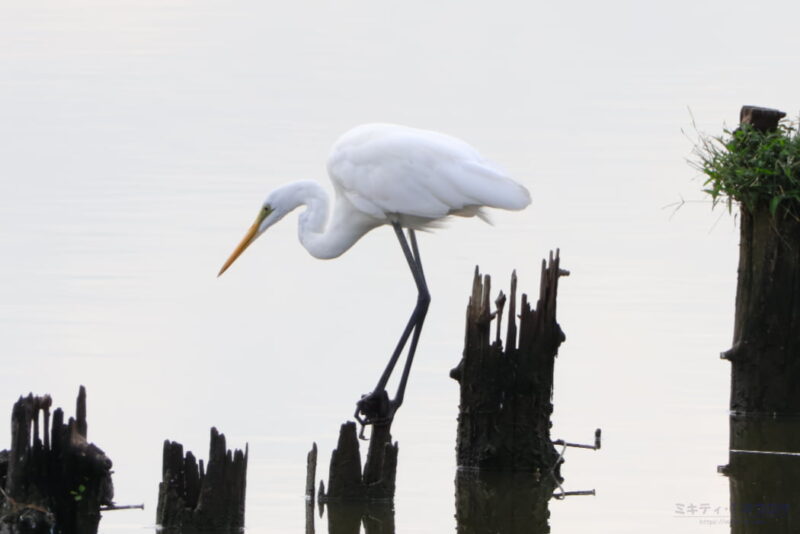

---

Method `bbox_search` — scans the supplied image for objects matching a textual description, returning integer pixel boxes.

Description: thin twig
[99,504,144,511]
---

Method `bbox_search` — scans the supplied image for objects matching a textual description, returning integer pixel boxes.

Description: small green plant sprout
[69,484,86,502]
[693,118,800,220]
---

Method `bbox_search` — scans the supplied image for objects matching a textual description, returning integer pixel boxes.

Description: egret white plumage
[218,123,531,433]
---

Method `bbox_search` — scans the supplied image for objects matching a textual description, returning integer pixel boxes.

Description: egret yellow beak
[218,208,270,277]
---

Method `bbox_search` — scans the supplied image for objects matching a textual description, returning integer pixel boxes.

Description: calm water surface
[2,1,800,532]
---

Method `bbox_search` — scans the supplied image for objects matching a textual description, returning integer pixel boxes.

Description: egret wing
[327,124,530,222]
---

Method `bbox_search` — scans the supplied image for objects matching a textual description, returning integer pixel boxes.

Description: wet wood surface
[451,251,567,474]
[725,105,800,415]
[0,386,114,534]
[318,421,397,503]
[156,427,247,531]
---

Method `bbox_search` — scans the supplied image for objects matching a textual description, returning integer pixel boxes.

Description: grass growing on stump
[694,105,800,414]
[694,112,800,219]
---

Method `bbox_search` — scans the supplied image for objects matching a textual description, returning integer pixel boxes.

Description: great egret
[219,123,531,433]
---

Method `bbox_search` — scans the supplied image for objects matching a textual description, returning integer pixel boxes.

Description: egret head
[218,185,310,276]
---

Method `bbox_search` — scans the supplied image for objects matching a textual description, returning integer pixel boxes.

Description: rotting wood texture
[156,427,247,531]
[0,386,114,534]
[722,105,800,414]
[305,442,317,534]
[307,433,395,534]
[451,250,567,474]
[318,420,397,504]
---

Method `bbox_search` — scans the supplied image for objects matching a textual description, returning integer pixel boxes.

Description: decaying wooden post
[719,105,800,414]
[0,386,114,534]
[156,427,247,531]
[316,420,397,503]
[305,443,317,534]
[306,421,396,534]
[450,250,567,474]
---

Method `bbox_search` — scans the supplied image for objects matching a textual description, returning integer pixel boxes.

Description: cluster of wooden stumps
[156,428,248,531]
[306,250,596,533]
[0,250,589,533]
[10,107,800,532]
[718,105,800,532]
[0,386,248,533]
[0,387,113,534]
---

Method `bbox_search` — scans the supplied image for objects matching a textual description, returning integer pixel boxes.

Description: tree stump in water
[0,386,114,534]
[450,250,567,474]
[317,419,397,503]
[720,105,800,415]
[156,427,248,531]
[306,422,397,534]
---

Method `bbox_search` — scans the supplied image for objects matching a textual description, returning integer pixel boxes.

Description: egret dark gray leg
[391,229,429,411]
[354,223,430,436]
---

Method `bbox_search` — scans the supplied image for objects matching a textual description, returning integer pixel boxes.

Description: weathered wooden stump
[455,470,555,534]
[450,250,567,474]
[0,386,114,534]
[718,105,800,415]
[316,420,397,503]
[156,427,247,531]
[306,431,396,534]
[305,443,317,534]
[719,415,800,531]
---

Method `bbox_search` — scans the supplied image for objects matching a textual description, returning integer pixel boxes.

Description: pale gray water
[2,1,799,532]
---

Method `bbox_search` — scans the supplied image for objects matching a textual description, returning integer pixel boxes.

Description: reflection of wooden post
[319,502,394,534]
[722,105,800,414]
[451,251,567,474]
[720,416,800,532]
[455,471,555,534]
[156,427,248,530]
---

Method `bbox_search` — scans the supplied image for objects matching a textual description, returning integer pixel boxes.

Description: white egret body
[219,123,531,432]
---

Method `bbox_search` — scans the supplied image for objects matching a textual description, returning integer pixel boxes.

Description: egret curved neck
[294,183,377,260]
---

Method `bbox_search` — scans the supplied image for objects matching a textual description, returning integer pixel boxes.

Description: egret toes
[355,390,394,439]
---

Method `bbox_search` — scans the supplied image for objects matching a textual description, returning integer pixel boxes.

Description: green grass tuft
[693,121,800,219]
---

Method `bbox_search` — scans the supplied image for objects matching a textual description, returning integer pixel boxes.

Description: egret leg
[391,229,429,411]
[355,223,430,435]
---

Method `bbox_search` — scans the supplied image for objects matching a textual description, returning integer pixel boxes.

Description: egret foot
[354,390,394,439]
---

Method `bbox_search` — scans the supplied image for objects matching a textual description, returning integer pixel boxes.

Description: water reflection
[305,470,561,534]
[306,501,394,534]
[721,415,800,531]
[455,470,557,534]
